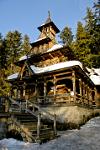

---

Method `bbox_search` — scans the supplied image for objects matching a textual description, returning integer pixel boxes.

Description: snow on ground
[0,116,100,150]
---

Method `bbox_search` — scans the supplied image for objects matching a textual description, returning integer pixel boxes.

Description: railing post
[72,71,76,103]
[19,101,22,112]
[54,114,57,135]
[25,100,28,113]
[37,113,41,138]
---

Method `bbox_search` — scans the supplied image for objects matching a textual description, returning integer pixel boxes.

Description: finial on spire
[48,11,51,19]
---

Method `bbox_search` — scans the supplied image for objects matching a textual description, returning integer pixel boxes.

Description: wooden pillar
[53,76,56,103]
[23,86,26,98]
[94,87,97,107]
[86,85,89,106]
[53,76,56,96]
[72,71,76,102]
[37,113,41,138]
[44,80,47,103]
[89,88,92,106]
[87,86,90,106]
[82,82,86,105]
[44,80,47,97]
[36,80,38,102]
[17,86,21,99]
[79,79,82,104]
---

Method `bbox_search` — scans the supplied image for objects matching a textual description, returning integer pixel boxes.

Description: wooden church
[8,13,96,108]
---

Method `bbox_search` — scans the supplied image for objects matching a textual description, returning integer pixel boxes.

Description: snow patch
[86,67,100,85]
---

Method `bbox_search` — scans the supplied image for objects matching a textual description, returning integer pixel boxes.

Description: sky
[0,0,94,42]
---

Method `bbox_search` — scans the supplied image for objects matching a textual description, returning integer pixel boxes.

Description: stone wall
[0,118,8,139]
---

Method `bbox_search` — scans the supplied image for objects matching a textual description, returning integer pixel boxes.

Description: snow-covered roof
[90,75,100,85]
[94,68,100,76]
[33,37,47,43]
[30,60,83,74]
[19,55,27,61]
[47,44,63,52]
[86,68,100,85]
[7,73,19,80]
[19,55,30,61]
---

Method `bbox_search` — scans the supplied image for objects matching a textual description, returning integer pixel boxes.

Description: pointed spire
[45,11,51,24]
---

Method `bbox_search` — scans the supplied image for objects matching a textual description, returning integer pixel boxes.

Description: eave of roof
[30,37,51,47]
[38,21,60,33]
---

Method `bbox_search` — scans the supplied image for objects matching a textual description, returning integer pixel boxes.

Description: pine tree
[84,7,100,67]
[22,34,31,55]
[5,30,22,68]
[72,21,91,66]
[0,34,8,69]
[94,0,100,25]
[59,26,73,46]
[90,0,100,67]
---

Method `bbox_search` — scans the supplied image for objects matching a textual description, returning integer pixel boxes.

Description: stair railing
[8,97,57,136]
[26,100,57,135]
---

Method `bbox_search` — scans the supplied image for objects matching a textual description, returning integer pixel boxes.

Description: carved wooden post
[72,71,76,103]
[54,114,57,135]
[23,87,26,98]
[37,113,41,138]
[83,82,86,105]
[25,99,28,113]
[79,79,82,104]
[16,87,18,99]
[44,79,47,103]
[94,87,97,107]
[53,76,56,103]
[36,80,38,103]
[86,85,89,106]
[87,86,89,106]
[89,88,92,106]
[44,82,46,97]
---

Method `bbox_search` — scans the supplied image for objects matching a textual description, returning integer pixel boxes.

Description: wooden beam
[56,76,72,82]
[54,71,72,77]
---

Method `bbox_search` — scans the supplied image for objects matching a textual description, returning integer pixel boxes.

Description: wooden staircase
[7,97,56,143]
